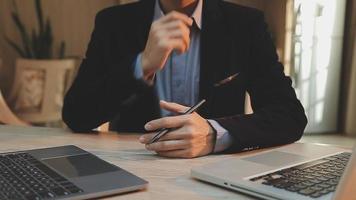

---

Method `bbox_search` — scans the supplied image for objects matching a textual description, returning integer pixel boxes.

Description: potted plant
[5,0,76,124]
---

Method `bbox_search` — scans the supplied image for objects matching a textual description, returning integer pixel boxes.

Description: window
[292,0,347,133]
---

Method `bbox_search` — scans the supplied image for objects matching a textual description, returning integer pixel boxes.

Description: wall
[0,0,118,96]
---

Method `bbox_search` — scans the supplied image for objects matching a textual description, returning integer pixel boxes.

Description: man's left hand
[139,101,215,158]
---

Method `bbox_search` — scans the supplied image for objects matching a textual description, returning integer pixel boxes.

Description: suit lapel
[135,0,156,51]
[199,0,231,116]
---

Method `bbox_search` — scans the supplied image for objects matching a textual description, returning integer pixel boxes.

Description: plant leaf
[59,41,66,59]
[35,0,44,33]
[11,12,33,58]
[31,29,38,58]
[34,0,44,58]
[12,0,19,14]
[44,18,53,58]
[7,0,58,59]
[4,36,26,57]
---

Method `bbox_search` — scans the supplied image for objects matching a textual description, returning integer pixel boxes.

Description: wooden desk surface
[0,125,354,200]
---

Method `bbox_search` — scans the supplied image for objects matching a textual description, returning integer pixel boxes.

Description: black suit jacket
[62,0,308,152]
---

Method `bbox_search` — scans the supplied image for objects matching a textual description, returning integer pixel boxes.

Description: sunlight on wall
[294,0,346,133]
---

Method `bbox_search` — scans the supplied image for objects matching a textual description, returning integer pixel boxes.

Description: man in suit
[62,0,307,158]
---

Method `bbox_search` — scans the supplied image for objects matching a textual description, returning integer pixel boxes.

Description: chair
[0,59,27,126]
[0,89,28,126]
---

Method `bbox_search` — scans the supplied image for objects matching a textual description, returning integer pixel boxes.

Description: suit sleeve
[62,11,150,132]
[215,13,308,152]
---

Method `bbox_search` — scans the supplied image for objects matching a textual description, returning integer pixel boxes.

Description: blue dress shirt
[133,0,233,153]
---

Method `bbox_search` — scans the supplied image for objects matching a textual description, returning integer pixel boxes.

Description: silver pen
[148,99,206,144]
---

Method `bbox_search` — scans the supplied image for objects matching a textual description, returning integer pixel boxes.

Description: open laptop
[191,143,356,200]
[0,145,148,200]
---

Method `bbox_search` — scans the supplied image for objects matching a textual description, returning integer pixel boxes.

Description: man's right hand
[141,11,193,80]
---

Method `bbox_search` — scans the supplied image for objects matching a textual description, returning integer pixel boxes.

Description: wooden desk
[0,125,354,200]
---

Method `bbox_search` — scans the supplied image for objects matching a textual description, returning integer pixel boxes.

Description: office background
[0,0,355,136]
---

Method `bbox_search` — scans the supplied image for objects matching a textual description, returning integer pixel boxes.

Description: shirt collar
[154,0,203,30]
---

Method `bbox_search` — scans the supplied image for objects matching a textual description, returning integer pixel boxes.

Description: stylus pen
[148,99,206,144]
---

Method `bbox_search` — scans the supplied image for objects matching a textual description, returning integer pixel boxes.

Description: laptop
[191,143,356,200]
[0,145,148,200]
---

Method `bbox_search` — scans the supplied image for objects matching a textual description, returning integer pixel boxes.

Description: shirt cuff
[208,119,233,153]
[133,53,144,79]
[133,53,155,85]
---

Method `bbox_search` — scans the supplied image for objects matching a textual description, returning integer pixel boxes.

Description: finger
[154,20,190,44]
[158,38,187,54]
[160,11,193,27]
[145,139,189,152]
[139,127,193,144]
[156,127,192,141]
[163,20,190,51]
[153,19,191,52]
[157,149,193,158]
[144,115,189,131]
[170,30,190,51]
[139,133,157,144]
[160,100,189,114]
[169,38,188,54]
[163,20,191,33]
[167,29,190,51]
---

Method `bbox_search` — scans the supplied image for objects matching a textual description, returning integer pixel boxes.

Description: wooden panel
[283,0,295,76]
[264,0,287,63]
[0,0,117,96]
[340,0,356,134]
[346,40,356,136]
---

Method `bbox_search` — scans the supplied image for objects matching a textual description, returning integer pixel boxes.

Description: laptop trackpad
[242,151,307,167]
[42,154,118,178]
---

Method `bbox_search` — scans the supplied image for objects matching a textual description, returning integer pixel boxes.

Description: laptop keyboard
[250,152,351,198]
[0,152,83,200]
